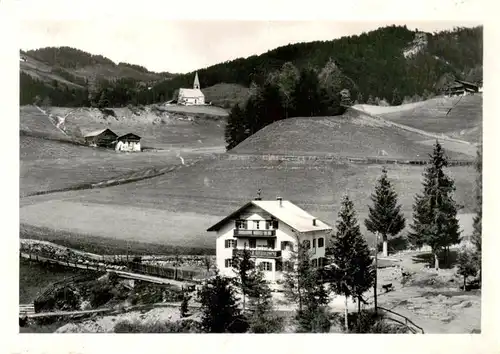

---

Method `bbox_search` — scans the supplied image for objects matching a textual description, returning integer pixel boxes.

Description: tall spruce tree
[247,267,284,333]
[283,237,329,317]
[325,195,375,332]
[472,145,482,254]
[232,246,256,312]
[290,68,326,117]
[472,145,482,278]
[198,271,242,333]
[224,104,247,150]
[407,141,461,269]
[365,168,406,257]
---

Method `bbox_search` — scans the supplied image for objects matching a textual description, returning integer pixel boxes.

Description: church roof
[194,72,200,88]
[178,88,204,98]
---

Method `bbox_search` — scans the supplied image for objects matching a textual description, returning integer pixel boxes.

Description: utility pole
[374,232,379,314]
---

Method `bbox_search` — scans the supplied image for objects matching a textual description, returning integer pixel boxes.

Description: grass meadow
[20,158,476,252]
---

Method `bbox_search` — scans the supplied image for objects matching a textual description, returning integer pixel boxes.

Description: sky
[18,21,481,74]
[13,0,484,73]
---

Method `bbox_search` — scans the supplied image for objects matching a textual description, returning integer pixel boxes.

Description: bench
[382,283,394,293]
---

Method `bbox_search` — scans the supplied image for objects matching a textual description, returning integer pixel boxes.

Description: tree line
[224,61,351,150]
[176,141,482,333]
[20,26,482,110]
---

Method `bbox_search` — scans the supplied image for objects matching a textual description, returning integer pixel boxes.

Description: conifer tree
[232,246,256,312]
[457,246,478,290]
[365,168,406,257]
[391,88,402,105]
[283,237,329,317]
[224,104,246,150]
[407,141,461,269]
[180,291,190,318]
[198,271,242,333]
[290,68,326,117]
[247,267,284,333]
[325,195,375,332]
[472,145,482,255]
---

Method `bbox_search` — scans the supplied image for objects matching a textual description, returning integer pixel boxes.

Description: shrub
[296,306,332,333]
[248,309,284,333]
[334,310,410,333]
[100,108,116,117]
[114,319,202,333]
[35,286,80,312]
[89,284,114,308]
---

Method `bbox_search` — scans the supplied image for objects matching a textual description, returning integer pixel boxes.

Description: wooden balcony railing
[233,229,276,237]
[232,248,282,259]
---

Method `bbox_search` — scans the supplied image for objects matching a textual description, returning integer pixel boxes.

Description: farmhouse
[178,72,205,106]
[443,79,481,97]
[83,128,118,148]
[115,133,141,152]
[207,197,332,283]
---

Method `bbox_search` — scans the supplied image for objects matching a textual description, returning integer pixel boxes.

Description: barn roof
[118,133,141,141]
[178,88,204,98]
[207,199,332,233]
[83,128,117,138]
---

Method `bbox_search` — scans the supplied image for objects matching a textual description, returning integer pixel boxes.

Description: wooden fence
[223,153,474,166]
[378,306,425,334]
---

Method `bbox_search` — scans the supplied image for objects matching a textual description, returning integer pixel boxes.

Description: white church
[177,72,205,106]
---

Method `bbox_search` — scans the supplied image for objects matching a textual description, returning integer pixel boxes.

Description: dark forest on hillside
[20,25,482,110]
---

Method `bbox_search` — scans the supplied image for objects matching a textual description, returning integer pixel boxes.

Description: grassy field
[19,136,193,197]
[162,105,229,117]
[231,108,475,159]
[20,105,226,196]
[20,157,476,249]
[39,106,226,149]
[19,106,72,141]
[202,83,250,108]
[360,95,482,144]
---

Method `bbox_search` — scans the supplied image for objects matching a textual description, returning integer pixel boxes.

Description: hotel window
[318,257,326,268]
[249,239,256,249]
[275,260,283,272]
[225,259,233,268]
[312,258,318,267]
[260,261,272,272]
[318,237,324,248]
[267,239,275,249]
[265,220,279,230]
[312,239,316,248]
[254,220,260,229]
[225,240,237,248]
[235,220,247,229]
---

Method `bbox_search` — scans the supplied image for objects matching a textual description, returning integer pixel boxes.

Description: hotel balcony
[233,229,276,237]
[232,248,282,259]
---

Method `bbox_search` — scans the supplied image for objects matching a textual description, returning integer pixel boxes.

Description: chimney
[277,197,283,207]
[313,218,317,226]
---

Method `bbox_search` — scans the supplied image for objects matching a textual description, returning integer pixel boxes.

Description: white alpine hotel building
[207,197,333,283]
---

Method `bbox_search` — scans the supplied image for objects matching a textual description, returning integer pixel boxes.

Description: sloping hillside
[19,104,225,197]
[19,105,73,141]
[21,47,174,84]
[230,108,474,160]
[201,83,250,108]
[149,26,482,105]
[368,95,483,144]
[20,157,476,250]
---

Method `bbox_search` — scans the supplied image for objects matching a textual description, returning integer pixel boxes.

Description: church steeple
[193,72,200,89]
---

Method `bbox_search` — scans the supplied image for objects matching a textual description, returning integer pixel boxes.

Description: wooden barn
[83,128,118,148]
[115,133,141,152]
[443,80,481,97]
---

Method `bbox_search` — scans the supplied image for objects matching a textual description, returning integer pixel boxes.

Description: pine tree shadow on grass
[411,250,459,269]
